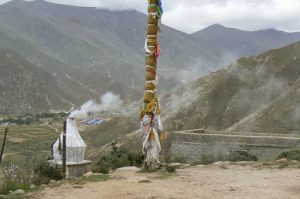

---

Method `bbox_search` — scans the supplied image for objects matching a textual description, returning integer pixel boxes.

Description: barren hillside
[163,41,300,134]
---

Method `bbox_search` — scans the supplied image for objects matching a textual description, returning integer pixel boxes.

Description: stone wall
[169,130,300,163]
[66,161,92,178]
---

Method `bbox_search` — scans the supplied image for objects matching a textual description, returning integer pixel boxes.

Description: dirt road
[34,164,300,199]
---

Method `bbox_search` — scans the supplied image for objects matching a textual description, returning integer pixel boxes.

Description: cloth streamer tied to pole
[140,0,164,170]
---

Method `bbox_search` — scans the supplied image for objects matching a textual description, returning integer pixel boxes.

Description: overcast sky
[1,0,300,33]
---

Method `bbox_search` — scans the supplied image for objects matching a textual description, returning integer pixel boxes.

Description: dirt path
[34,165,300,199]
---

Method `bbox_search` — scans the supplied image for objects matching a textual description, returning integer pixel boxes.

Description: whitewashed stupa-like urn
[50,118,91,178]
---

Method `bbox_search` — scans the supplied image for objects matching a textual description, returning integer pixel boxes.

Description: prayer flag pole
[140,0,164,170]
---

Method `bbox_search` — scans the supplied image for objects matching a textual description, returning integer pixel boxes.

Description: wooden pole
[0,128,9,164]
[62,120,67,177]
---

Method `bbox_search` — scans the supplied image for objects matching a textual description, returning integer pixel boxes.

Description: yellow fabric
[149,130,155,141]
[147,24,158,35]
[143,91,155,103]
[159,132,164,141]
[147,15,158,24]
[140,94,161,120]
[144,82,156,90]
[145,56,156,67]
[147,37,157,45]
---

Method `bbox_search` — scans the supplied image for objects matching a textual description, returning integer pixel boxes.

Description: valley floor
[32,164,300,199]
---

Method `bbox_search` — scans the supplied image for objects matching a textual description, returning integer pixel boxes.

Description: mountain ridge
[1,0,300,114]
[191,23,300,62]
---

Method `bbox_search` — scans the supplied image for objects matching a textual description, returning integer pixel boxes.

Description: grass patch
[166,165,176,173]
[0,125,59,167]
[277,150,300,161]
[277,163,290,169]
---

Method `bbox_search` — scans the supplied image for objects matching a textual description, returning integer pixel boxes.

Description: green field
[0,116,140,168]
[0,125,60,167]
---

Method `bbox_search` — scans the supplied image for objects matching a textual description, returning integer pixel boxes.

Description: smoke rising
[69,91,123,119]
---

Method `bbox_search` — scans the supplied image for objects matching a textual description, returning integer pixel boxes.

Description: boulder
[13,189,25,194]
[276,158,288,163]
[30,184,37,189]
[115,166,140,172]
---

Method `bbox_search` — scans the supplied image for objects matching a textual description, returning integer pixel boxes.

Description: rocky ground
[30,161,300,199]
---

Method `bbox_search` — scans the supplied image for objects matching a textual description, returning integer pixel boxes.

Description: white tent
[53,118,86,163]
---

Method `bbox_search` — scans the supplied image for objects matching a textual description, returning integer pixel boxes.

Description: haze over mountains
[163,41,300,134]
[1,0,300,114]
[192,24,300,60]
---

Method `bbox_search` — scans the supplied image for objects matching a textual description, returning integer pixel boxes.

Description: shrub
[227,151,258,162]
[25,117,34,125]
[277,150,300,161]
[58,112,69,118]
[33,163,63,185]
[92,144,144,174]
[166,165,176,173]
[199,154,216,165]
[0,166,31,195]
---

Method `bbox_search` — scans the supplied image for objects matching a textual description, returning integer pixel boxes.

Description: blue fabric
[157,0,163,16]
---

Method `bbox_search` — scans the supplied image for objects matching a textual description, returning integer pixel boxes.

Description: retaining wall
[170,129,300,163]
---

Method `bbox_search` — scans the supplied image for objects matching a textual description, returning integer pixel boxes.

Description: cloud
[162,0,300,33]
[0,0,300,33]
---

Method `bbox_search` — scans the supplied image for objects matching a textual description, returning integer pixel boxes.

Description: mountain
[1,0,300,114]
[191,24,300,65]
[0,49,77,114]
[0,0,218,85]
[163,41,300,134]
[0,45,140,114]
[2,1,299,85]
[0,0,220,114]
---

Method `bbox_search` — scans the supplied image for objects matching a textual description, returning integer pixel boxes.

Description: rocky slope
[0,49,76,114]
[163,41,300,134]
[0,46,141,114]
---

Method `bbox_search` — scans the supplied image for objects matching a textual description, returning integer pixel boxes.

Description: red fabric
[154,42,160,59]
